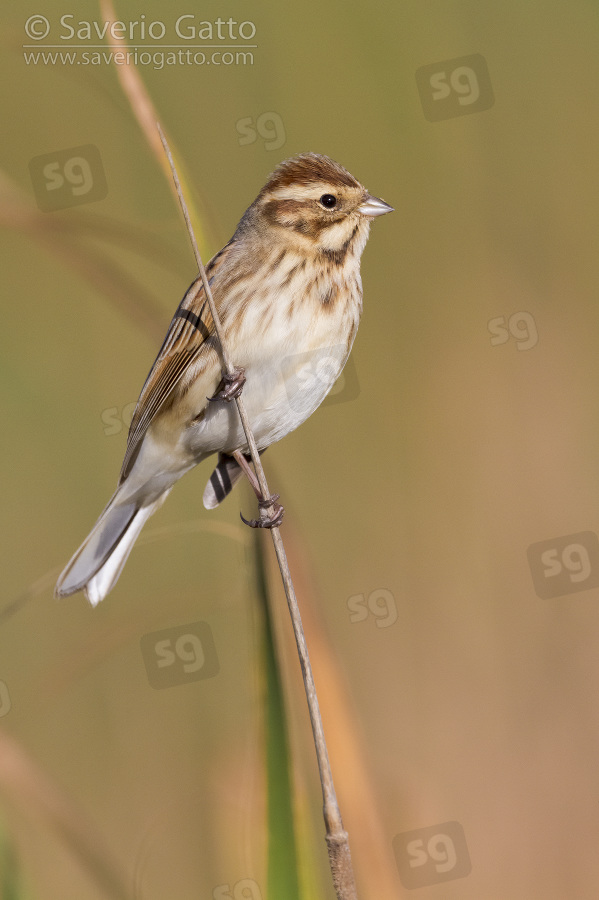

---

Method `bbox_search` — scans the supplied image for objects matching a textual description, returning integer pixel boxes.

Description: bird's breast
[184,250,362,455]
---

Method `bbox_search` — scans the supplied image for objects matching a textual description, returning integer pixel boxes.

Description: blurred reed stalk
[0,730,133,900]
[158,127,360,900]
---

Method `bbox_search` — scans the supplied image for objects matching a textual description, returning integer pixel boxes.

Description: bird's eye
[319,194,337,209]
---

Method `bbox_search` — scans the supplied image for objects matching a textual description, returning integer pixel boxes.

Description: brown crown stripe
[263,153,361,192]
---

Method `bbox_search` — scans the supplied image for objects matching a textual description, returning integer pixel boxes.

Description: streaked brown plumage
[55,153,393,604]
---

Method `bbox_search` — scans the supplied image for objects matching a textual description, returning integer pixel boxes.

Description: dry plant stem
[158,124,358,899]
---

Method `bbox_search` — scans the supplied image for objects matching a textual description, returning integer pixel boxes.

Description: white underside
[189,340,350,456]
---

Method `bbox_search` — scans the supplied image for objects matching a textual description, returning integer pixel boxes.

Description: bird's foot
[240,494,285,529]
[232,450,284,528]
[208,368,246,402]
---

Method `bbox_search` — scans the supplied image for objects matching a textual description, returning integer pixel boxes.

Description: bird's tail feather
[55,490,170,606]
[203,450,265,510]
[202,452,245,509]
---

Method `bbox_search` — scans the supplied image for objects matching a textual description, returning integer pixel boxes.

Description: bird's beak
[358,194,394,217]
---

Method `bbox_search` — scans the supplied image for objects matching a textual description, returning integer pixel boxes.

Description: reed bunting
[55,153,392,605]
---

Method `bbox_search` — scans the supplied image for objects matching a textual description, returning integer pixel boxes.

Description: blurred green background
[3,1,599,897]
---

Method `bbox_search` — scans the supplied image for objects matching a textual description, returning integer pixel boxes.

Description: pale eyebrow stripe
[268,183,338,201]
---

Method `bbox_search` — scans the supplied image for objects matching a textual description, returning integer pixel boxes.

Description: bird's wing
[119,246,233,482]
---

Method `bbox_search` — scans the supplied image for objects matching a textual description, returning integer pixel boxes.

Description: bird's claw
[240,493,284,529]
[208,368,246,402]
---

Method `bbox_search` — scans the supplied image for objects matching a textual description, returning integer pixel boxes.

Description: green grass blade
[253,535,301,900]
[0,820,30,900]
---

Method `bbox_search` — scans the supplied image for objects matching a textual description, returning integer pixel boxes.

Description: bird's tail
[202,452,245,509]
[55,489,170,606]
[202,450,265,510]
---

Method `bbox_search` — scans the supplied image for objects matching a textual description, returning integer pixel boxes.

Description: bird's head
[243,152,393,257]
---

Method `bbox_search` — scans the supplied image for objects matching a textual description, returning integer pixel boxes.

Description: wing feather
[119,244,233,482]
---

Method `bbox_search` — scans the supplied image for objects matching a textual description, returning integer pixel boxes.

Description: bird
[55,152,393,605]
